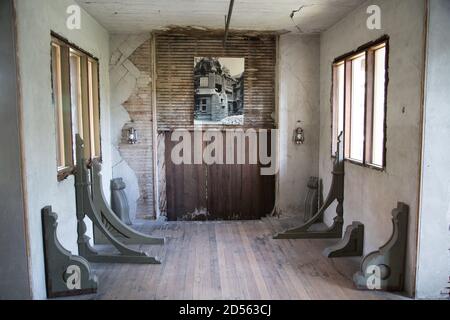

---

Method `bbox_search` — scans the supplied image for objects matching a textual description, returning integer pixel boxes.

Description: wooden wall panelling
[165,132,207,221]
[206,133,243,220]
[182,134,207,219]
[165,131,275,221]
[260,132,276,217]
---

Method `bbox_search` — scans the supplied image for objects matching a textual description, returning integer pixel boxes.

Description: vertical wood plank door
[165,131,275,221]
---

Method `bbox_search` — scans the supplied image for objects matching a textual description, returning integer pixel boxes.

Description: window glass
[70,52,83,162]
[371,46,386,167]
[200,77,209,87]
[332,62,345,154]
[350,54,366,162]
[51,44,66,168]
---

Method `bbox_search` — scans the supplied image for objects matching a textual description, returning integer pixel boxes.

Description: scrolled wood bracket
[91,159,165,246]
[75,135,161,264]
[353,202,409,291]
[323,222,364,258]
[274,133,344,239]
[42,206,98,298]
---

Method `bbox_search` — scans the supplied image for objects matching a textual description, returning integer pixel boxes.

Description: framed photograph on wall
[194,57,245,126]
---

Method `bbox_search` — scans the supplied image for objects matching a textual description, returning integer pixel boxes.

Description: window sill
[57,157,102,182]
[344,159,385,172]
[57,166,75,182]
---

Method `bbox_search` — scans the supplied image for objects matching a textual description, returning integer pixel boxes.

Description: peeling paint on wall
[109,33,155,219]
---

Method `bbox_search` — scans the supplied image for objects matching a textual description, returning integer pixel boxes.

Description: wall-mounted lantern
[294,121,305,145]
[127,127,138,144]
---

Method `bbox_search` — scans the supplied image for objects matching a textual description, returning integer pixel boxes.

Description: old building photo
[194,57,244,125]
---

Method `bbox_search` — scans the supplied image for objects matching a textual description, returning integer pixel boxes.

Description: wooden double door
[165,130,275,221]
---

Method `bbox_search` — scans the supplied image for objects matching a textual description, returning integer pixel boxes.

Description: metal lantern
[294,127,305,145]
[127,127,138,144]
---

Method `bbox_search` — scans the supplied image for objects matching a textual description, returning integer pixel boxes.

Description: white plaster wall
[319,0,426,296]
[14,0,111,299]
[277,34,321,215]
[416,0,450,300]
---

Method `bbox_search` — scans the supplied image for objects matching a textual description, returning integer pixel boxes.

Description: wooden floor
[70,216,406,300]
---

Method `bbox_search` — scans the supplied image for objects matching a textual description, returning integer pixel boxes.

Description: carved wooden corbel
[75,135,161,264]
[91,159,165,246]
[353,202,409,291]
[323,222,364,258]
[274,133,344,239]
[42,206,97,298]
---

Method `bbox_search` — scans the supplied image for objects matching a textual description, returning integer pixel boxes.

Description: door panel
[165,130,275,221]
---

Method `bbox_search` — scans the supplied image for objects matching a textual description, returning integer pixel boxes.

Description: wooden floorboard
[66,217,407,300]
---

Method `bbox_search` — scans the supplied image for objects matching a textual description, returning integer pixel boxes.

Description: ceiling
[76,0,366,34]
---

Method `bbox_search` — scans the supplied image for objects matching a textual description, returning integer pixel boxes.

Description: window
[51,43,73,172]
[199,77,209,87]
[201,99,207,112]
[51,35,101,181]
[331,37,388,169]
[88,59,101,159]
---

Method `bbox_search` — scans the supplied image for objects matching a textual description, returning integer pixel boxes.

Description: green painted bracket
[75,135,161,265]
[42,206,98,298]
[353,203,409,292]
[91,159,165,246]
[274,133,345,240]
[323,221,364,258]
[273,216,344,239]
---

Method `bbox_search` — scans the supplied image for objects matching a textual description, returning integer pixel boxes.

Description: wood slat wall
[165,131,275,221]
[155,32,276,130]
